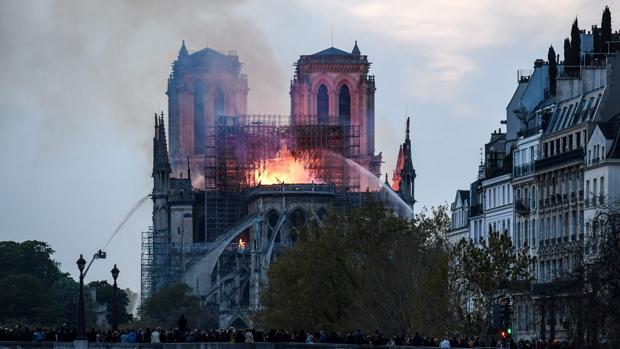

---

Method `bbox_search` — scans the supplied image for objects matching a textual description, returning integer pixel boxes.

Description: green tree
[547,45,557,96]
[450,229,535,337]
[0,240,96,327]
[0,274,53,324]
[48,275,97,327]
[88,280,133,325]
[138,283,218,329]
[0,241,63,286]
[257,202,453,337]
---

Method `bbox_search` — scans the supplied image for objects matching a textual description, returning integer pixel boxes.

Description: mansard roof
[546,86,604,134]
[453,190,470,206]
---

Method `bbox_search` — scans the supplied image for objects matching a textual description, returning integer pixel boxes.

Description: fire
[238,238,246,250]
[254,144,320,185]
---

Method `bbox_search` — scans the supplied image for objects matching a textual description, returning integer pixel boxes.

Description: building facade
[447,28,620,341]
[142,42,416,327]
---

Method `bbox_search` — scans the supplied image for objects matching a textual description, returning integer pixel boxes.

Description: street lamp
[111,264,119,331]
[76,254,86,340]
[75,250,106,342]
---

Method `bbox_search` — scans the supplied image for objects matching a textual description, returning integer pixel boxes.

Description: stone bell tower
[166,41,248,186]
[290,41,380,176]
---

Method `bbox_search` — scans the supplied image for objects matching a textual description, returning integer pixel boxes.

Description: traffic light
[507,327,512,336]
[500,331,507,339]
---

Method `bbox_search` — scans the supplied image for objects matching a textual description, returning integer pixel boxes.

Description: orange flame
[238,238,246,250]
[254,144,320,185]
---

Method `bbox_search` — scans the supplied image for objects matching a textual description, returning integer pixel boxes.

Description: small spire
[352,40,361,55]
[179,40,188,57]
[187,155,191,181]
[406,117,410,141]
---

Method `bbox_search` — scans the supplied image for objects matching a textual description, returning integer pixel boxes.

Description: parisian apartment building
[447,25,620,341]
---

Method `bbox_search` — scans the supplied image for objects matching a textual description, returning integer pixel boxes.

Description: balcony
[518,127,542,139]
[591,157,600,165]
[535,147,584,172]
[515,199,531,215]
[514,163,535,178]
[470,204,483,217]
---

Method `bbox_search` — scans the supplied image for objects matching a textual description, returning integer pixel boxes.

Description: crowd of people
[0,323,572,348]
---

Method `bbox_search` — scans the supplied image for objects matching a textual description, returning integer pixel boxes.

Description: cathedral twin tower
[164,40,414,208]
[166,41,383,179]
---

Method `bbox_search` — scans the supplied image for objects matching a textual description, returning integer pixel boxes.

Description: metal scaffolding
[140,227,181,303]
[204,114,361,241]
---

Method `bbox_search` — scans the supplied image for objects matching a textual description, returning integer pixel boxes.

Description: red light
[501,331,507,338]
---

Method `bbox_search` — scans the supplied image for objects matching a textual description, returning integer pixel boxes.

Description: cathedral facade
[142,41,416,327]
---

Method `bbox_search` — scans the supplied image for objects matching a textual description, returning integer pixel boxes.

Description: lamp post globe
[111,264,119,282]
[77,254,86,273]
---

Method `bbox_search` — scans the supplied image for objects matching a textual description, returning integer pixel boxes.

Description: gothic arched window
[338,84,351,125]
[215,87,225,120]
[317,84,329,124]
[194,82,206,154]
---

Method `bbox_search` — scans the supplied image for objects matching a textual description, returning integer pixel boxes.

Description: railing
[591,157,600,164]
[0,343,501,349]
[469,204,483,217]
[517,127,541,138]
[513,163,535,178]
[535,147,584,171]
[245,183,336,198]
[515,199,530,215]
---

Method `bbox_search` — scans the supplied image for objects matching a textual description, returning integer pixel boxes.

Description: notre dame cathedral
[142,40,416,328]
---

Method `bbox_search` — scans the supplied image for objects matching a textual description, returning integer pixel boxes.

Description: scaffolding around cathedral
[140,227,182,304]
[204,114,361,241]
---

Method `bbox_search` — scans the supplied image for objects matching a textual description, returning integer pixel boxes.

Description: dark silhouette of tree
[88,280,133,325]
[564,38,572,66]
[569,18,581,76]
[602,6,612,53]
[0,240,97,326]
[257,202,454,337]
[548,46,557,96]
[592,25,602,61]
[138,283,218,329]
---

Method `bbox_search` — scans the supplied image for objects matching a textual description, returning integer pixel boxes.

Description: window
[576,132,581,147]
[600,176,605,203]
[502,186,506,205]
[317,85,329,124]
[193,82,206,154]
[593,178,598,202]
[215,87,225,119]
[338,84,351,125]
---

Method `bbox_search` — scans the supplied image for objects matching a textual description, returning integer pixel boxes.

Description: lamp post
[111,264,119,332]
[76,254,87,340]
[75,250,106,343]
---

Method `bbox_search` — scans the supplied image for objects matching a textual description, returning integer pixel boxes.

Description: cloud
[0,0,286,292]
[303,0,586,99]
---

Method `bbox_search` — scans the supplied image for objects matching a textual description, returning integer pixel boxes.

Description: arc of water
[102,195,150,250]
[324,150,414,217]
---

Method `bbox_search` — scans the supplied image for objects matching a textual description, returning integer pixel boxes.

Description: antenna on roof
[480,147,484,165]
[206,23,209,48]
[331,24,334,47]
